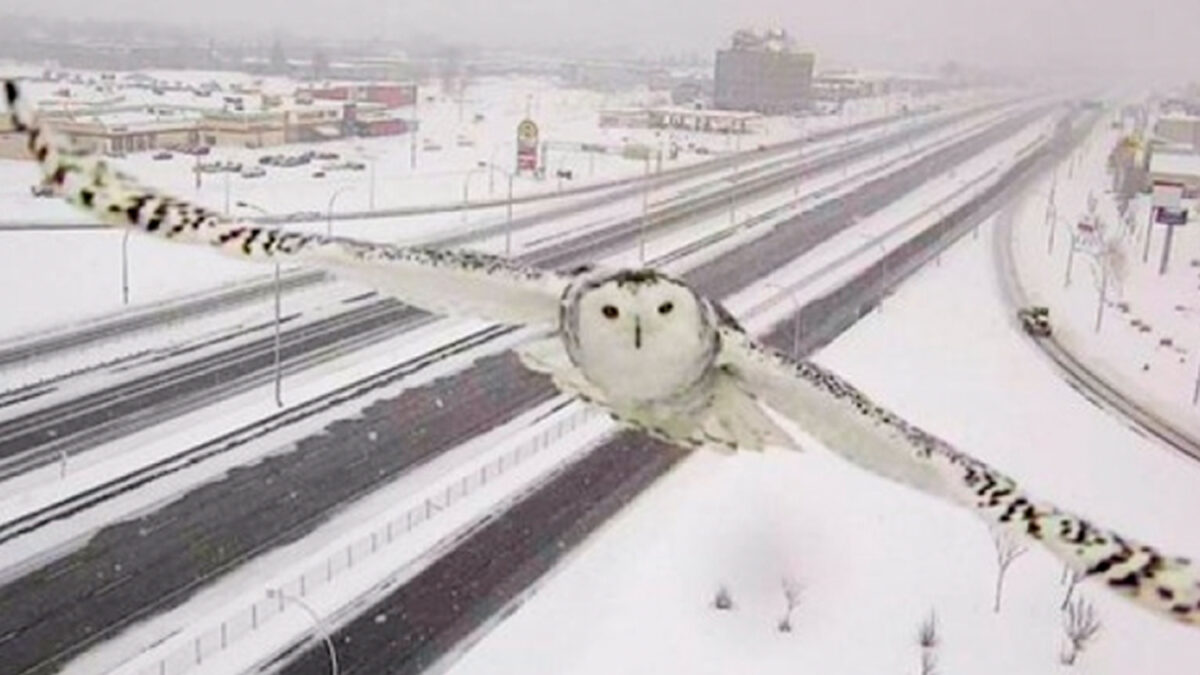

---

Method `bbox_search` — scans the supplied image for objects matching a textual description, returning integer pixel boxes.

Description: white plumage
[5,79,1198,628]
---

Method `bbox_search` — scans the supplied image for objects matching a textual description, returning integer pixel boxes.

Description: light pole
[765,282,804,357]
[483,163,516,256]
[326,186,354,237]
[640,155,650,265]
[237,200,284,408]
[266,588,338,675]
[368,157,376,210]
[120,229,131,305]
[461,167,486,224]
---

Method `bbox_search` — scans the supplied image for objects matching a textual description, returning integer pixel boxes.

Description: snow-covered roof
[1150,151,1200,177]
[601,106,761,121]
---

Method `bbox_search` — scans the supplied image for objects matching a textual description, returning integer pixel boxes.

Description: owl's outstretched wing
[718,325,1200,628]
[3,80,567,326]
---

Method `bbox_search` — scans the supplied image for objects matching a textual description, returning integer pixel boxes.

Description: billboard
[1156,208,1188,226]
[1152,181,1184,210]
[516,119,539,173]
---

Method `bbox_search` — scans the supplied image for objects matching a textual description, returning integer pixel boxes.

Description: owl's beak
[634,316,642,350]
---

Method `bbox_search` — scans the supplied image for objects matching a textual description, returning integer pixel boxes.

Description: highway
[0,101,1001,480]
[991,154,1200,463]
[279,108,1069,675]
[0,103,1048,675]
[0,101,938,369]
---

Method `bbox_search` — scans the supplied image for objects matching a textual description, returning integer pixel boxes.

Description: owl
[5,80,1197,628]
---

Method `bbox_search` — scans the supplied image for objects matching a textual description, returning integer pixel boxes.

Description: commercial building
[714,29,814,113]
[599,106,761,134]
[1153,114,1200,150]
[1149,150,1200,196]
[301,83,417,109]
[0,90,413,158]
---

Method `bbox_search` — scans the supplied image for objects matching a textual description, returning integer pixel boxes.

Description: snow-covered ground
[446,212,1200,674]
[1009,117,1200,442]
[28,101,1054,675]
[0,66,973,224]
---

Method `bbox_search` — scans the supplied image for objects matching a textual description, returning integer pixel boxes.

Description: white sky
[6,0,1199,78]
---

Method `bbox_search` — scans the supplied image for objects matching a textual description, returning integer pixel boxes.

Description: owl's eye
[601,305,619,319]
[658,301,674,315]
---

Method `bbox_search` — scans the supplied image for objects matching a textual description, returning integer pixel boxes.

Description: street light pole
[506,172,514,256]
[236,200,284,408]
[326,187,353,237]
[369,158,376,210]
[640,155,650,265]
[121,229,131,305]
[267,589,338,675]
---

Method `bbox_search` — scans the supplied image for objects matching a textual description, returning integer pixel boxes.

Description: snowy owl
[5,80,1198,628]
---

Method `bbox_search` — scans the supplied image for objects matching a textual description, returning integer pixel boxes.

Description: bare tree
[1060,596,1102,666]
[713,584,734,611]
[777,577,803,632]
[992,529,1028,612]
[917,610,939,675]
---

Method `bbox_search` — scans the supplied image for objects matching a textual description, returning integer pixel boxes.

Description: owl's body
[517,266,795,452]
[5,79,1198,628]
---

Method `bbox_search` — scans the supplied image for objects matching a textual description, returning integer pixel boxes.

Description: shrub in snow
[713,584,734,611]
[777,576,802,633]
[916,610,938,675]
[991,529,1027,613]
[1060,596,1101,666]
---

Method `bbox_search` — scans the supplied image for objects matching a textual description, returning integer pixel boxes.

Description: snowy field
[1009,117,1200,442]
[0,64,966,224]
[0,65,987,340]
[446,212,1200,674]
[25,102,1050,675]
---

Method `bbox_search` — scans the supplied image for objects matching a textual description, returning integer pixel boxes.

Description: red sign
[516,119,538,173]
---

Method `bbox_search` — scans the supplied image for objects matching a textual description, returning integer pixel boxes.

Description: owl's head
[565,269,722,402]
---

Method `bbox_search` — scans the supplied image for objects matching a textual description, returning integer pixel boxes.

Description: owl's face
[566,270,718,403]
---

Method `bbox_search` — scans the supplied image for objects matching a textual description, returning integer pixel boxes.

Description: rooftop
[1150,151,1200,176]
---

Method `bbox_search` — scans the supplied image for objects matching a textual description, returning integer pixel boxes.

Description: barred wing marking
[3,80,566,326]
[719,326,1200,628]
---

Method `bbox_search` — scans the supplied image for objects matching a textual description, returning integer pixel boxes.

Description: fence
[123,404,595,675]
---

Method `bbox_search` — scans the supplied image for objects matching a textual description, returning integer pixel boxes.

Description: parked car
[152,151,173,160]
[422,139,442,152]
[240,166,266,179]
[314,151,339,160]
[30,184,54,198]
[344,161,367,171]
[1017,306,1052,337]
[312,171,326,178]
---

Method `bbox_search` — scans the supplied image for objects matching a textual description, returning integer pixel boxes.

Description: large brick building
[714,29,814,114]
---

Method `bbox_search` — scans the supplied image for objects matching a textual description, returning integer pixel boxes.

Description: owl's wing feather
[3,80,566,326]
[719,325,1200,628]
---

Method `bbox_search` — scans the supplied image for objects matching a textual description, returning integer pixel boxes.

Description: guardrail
[119,403,595,675]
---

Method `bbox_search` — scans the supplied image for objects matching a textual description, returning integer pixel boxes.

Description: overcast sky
[8,0,1199,79]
